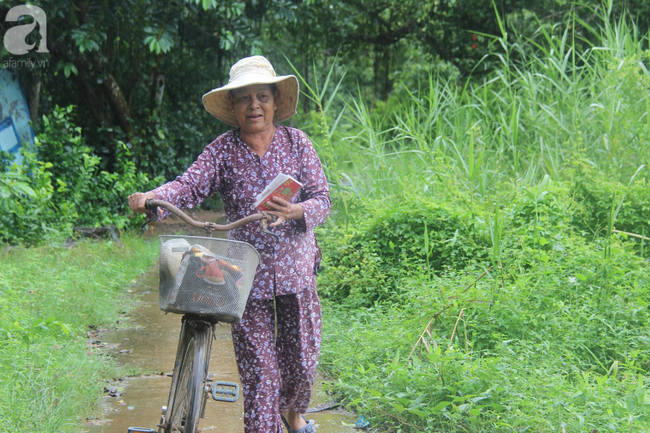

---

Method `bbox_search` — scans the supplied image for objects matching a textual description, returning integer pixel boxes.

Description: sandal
[280,414,316,433]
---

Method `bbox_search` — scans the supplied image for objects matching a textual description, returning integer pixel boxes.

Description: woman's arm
[148,140,223,219]
[263,129,330,229]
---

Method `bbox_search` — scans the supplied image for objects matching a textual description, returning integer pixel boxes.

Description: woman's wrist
[291,203,304,221]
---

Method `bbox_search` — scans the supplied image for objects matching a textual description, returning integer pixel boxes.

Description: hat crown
[229,56,277,83]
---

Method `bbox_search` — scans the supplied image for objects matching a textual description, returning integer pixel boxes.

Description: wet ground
[84,212,360,433]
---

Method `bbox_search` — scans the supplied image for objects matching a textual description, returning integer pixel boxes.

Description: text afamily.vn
[4,57,49,70]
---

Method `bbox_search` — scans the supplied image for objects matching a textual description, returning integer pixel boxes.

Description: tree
[270,0,649,101]
[0,0,288,177]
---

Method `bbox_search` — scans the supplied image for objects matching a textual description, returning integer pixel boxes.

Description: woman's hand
[265,196,304,227]
[128,191,157,213]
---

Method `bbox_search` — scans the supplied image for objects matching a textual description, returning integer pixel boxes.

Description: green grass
[0,234,158,432]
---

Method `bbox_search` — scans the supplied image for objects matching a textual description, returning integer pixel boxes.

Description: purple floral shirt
[152,126,331,300]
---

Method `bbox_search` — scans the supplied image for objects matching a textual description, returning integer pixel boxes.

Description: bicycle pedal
[211,381,239,402]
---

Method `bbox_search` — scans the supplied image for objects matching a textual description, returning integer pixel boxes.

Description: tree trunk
[373,46,380,100]
[127,46,145,112]
[149,54,162,116]
[72,52,134,139]
[216,48,224,83]
[103,72,134,138]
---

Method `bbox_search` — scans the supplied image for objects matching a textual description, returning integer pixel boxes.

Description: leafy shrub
[322,296,650,433]
[0,150,71,244]
[37,105,164,229]
[510,178,573,229]
[130,102,219,182]
[314,7,650,433]
[318,196,490,306]
[0,105,163,245]
[318,170,650,432]
[569,160,650,239]
[320,211,650,432]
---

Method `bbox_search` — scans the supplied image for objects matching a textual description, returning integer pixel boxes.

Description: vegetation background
[1,0,650,431]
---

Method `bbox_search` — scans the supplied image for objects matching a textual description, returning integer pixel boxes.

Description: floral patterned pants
[231,288,322,433]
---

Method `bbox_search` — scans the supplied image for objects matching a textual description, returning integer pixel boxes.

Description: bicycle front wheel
[165,322,211,433]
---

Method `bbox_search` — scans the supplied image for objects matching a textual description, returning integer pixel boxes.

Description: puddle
[85,216,361,433]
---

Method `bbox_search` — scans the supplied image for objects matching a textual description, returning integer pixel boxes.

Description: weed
[0,235,158,432]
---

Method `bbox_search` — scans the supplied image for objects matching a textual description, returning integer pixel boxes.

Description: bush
[38,105,164,229]
[320,197,650,432]
[0,105,164,245]
[318,196,490,306]
[0,150,71,244]
[314,6,650,432]
[569,160,650,240]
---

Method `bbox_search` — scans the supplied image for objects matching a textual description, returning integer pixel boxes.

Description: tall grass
[322,3,650,218]
[309,4,650,433]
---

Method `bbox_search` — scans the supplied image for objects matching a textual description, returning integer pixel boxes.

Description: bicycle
[128,199,277,433]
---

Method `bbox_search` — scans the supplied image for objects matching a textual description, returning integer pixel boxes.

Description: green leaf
[406,408,429,419]
[432,401,450,413]
[365,389,382,398]
[200,0,217,10]
[63,63,78,78]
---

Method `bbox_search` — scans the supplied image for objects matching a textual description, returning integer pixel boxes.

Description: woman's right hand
[128,191,157,213]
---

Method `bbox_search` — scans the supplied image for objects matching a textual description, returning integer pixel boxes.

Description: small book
[253,173,303,211]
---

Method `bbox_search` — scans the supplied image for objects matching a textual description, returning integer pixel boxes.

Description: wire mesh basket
[158,235,260,323]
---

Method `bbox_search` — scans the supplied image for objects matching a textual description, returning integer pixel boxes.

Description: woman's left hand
[265,196,304,227]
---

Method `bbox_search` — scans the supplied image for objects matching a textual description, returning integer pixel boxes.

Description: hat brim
[202,75,299,127]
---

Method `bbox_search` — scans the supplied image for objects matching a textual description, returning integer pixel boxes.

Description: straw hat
[202,56,299,127]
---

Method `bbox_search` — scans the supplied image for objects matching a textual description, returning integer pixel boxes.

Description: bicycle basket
[158,235,260,323]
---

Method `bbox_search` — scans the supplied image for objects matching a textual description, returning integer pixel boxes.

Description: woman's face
[231,84,277,135]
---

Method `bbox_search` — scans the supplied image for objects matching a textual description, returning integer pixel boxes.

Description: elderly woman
[128,56,329,433]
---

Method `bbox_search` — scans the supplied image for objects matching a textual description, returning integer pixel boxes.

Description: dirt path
[85,212,360,433]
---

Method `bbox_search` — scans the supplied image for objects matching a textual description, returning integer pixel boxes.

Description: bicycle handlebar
[143,199,279,240]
